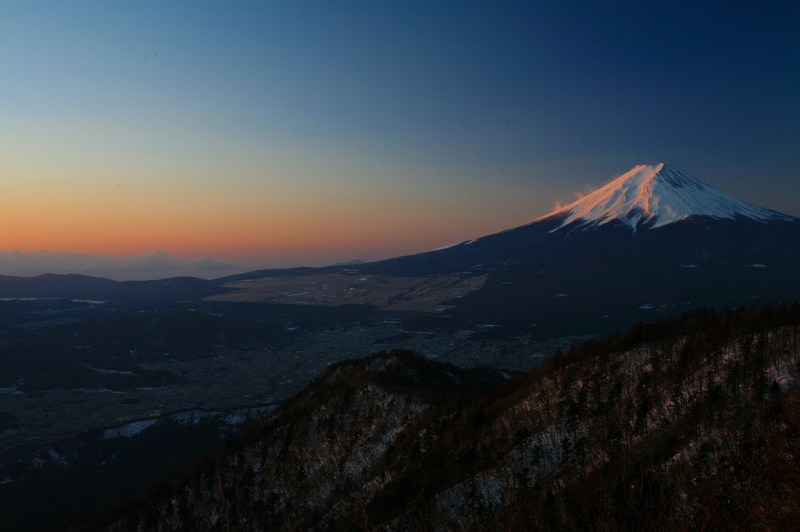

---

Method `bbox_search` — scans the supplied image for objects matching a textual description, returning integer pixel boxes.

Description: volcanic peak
[542,162,793,231]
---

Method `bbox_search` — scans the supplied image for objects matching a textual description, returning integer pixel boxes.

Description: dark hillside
[94,304,800,531]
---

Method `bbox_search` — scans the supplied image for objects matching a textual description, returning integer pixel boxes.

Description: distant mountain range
[349,163,800,335]
[2,163,798,337]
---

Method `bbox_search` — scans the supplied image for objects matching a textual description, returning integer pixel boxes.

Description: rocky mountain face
[96,304,800,530]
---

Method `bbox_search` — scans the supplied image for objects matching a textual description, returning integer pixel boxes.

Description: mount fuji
[541,162,793,231]
[348,162,800,335]
[3,162,796,339]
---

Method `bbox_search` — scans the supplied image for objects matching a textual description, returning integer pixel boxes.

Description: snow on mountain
[102,419,158,440]
[540,163,793,231]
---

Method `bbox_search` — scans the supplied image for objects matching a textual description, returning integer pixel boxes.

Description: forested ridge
[93,304,800,531]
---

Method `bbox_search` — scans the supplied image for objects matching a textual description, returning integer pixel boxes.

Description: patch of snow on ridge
[102,419,157,439]
[427,237,478,252]
[427,242,461,252]
[172,410,212,426]
[539,163,793,231]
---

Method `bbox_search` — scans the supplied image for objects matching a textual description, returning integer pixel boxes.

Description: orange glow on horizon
[1,179,502,264]
[2,156,537,268]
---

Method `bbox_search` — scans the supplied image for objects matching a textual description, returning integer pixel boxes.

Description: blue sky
[2,1,798,279]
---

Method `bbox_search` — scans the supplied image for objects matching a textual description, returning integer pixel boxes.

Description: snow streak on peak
[543,163,793,231]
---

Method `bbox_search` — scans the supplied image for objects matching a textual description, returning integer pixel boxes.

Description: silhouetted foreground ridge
[95,304,800,531]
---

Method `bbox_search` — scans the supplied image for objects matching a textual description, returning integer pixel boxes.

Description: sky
[2,1,799,280]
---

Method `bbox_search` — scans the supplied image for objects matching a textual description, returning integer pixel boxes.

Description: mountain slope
[4,163,797,340]
[93,352,512,530]
[344,163,800,336]
[94,304,800,530]
[539,162,793,231]
[367,162,798,271]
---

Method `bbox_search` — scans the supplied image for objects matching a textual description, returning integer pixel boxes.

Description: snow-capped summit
[541,163,793,231]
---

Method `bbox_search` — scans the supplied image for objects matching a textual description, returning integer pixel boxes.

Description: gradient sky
[3,1,799,279]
